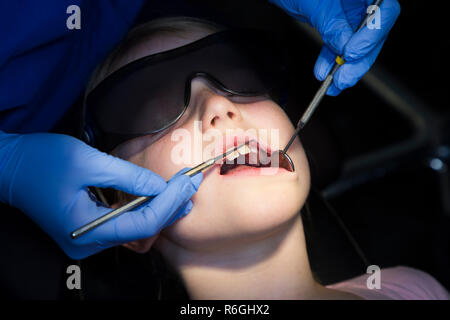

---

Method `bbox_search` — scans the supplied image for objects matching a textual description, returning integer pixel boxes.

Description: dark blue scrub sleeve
[0,0,144,133]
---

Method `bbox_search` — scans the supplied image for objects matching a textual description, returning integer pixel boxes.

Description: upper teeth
[225,144,252,163]
[249,144,258,153]
[225,150,240,161]
[223,140,270,165]
[237,144,251,156]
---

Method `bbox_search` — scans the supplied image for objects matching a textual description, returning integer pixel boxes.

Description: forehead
[112,30,214,72]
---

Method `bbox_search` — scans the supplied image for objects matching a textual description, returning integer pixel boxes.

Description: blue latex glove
[0,131,202,259]
[269,0,400,95]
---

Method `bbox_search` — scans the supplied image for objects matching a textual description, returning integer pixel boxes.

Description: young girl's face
[111,31,311,252]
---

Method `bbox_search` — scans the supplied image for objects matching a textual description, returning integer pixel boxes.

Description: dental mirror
[271,150,295,172]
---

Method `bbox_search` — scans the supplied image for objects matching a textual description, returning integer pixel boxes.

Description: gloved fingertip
[170,168,203,191]
[183,200,194,217]
[178,167,192,176]
[136,168,166,195]
[314,59,330,81]
[190,172,203,191]
[344,37,373,62]
[171,174,195,197]
[343,47,360,62]
[169,167,191,181]
[326,26,353,55]
[164,200,193,228]
[314,46,335,81]
[335,64,364,92]
[326,84,341,96]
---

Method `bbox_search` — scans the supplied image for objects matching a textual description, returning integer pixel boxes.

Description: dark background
[1,0,448,299]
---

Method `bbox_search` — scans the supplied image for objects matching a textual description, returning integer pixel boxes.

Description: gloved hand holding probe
[269,0,401,95]
[0,130,202,259]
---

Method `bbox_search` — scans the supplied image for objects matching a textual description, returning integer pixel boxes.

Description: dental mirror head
[272,150,295,172]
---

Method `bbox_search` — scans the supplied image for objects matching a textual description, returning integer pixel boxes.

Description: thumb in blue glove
[0,131,203,259]
[269,0,400,95]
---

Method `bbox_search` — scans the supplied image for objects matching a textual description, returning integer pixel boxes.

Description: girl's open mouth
[219,140,293,175]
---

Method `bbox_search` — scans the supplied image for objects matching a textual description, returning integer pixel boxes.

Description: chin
[160,170,309,251]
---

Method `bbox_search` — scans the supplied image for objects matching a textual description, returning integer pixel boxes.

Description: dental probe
[70,141,253,239]
[282,0,384,154]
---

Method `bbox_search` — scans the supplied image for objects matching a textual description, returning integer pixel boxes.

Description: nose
[193,82,243,132]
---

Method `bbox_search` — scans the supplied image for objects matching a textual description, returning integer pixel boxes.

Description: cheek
[140,138,182,180]
[243,102,296,149]
[244,101,289,124]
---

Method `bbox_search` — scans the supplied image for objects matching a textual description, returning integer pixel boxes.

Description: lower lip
[218,165,290,177]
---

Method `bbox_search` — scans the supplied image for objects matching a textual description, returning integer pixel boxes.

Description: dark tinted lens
[87,60,188,136]
[197,33,284,96]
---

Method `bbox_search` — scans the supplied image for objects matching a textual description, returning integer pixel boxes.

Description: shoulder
[327,266,450,300]
[376,266,450,300]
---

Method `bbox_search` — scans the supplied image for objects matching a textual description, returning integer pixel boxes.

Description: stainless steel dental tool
[71,141,253,239]
[281,0,384,157]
